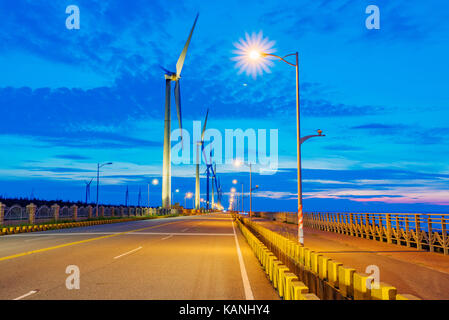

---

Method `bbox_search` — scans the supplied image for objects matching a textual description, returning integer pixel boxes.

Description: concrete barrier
[371,282,397,300]
[353,272,372,300]
[396,293,421,300]
[237,215,420,300]
[235,217,318,300]
[338,266,355,297]
[318,256,330,280]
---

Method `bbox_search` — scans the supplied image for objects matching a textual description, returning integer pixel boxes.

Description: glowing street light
[233,32,326,245]
[147,178,160,209]
[185,192,193,208]
[232,31,276,79]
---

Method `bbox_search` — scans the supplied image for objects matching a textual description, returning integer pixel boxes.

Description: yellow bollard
[327,260,343,288]
[291,281,309,300]
[338,265,355,298]
[310,252,322,274]
[353,273,372,300]
[283,273,299,300]
[318,256,330,280]
[270,260,282,282]
[304,249,313,270]
[396,293,421,300]
[266,255,277,277]
[371,282,397,300]
[301,293,320,300]
[277,265,290,298]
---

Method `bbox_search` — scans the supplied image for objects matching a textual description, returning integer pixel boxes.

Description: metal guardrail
[304,212,449,255]
[253,211,449,255]
[0,203,188,226]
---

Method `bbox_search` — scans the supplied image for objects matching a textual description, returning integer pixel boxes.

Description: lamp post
[185,192,193,209]
[96,162,112,217]
[237,44,327,244]
[233,160,258,219]
[173,188,179,206]
[148,178,159,210]
[239,48,307,244]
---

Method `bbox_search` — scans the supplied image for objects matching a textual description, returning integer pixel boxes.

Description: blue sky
[1,0,448,212]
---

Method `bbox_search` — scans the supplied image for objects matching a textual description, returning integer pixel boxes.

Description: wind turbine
[195,109,209,209]
[202,149,214,210]
[84,178,93,204]
[161,13,199,209]
[138,187,142,207]
[125,185,129,207]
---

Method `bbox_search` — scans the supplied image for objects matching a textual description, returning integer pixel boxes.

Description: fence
[304,212,449,255]
[0,202,183,227]
[252,211,449,255]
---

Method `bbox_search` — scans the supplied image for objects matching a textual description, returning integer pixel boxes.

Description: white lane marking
[231,219,254,300]
[13,290,38,300]
[161,235,173,240]
[113,246,142,259]
[181,228,189,232]
[4,232,234,237]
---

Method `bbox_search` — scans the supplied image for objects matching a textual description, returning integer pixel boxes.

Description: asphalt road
[0,213,279,300]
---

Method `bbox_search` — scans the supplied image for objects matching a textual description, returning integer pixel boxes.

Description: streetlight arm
[300,134,326,145]
[99,162,113,169]
[263,53,297,67]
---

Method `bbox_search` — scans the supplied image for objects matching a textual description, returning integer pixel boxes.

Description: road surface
[0,214,279,300]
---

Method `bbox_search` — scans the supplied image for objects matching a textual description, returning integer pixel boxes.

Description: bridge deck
[252,217,449,300]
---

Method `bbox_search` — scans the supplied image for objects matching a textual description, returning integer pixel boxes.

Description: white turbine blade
[176,13,199,77]
[201,109,209,142]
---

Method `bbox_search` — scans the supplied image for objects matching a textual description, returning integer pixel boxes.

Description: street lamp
[147,178,159,209]
[234,159,257,219]
[234,36,326,245]
[96,162,112,217]
[185,192,193,209]
[172,188,179,206]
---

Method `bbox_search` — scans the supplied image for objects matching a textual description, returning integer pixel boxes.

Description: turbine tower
[161,14,199,209]
[195,109,209,209]
[84,178,93,204]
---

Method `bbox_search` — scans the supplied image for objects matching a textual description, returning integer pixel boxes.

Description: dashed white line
[231,219,254,300]
[161,235,173,240]
[181,228,189,232]
[113,246,142,260]
[13,290,38,300]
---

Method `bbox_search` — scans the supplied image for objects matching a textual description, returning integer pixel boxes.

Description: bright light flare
[233,159,242,167]
[232,31,276,79]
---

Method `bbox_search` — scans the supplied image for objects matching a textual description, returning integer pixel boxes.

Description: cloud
[54,154,90,160]
[323,145,363,151]
[351,123,400,130]
[0,1,171,76]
